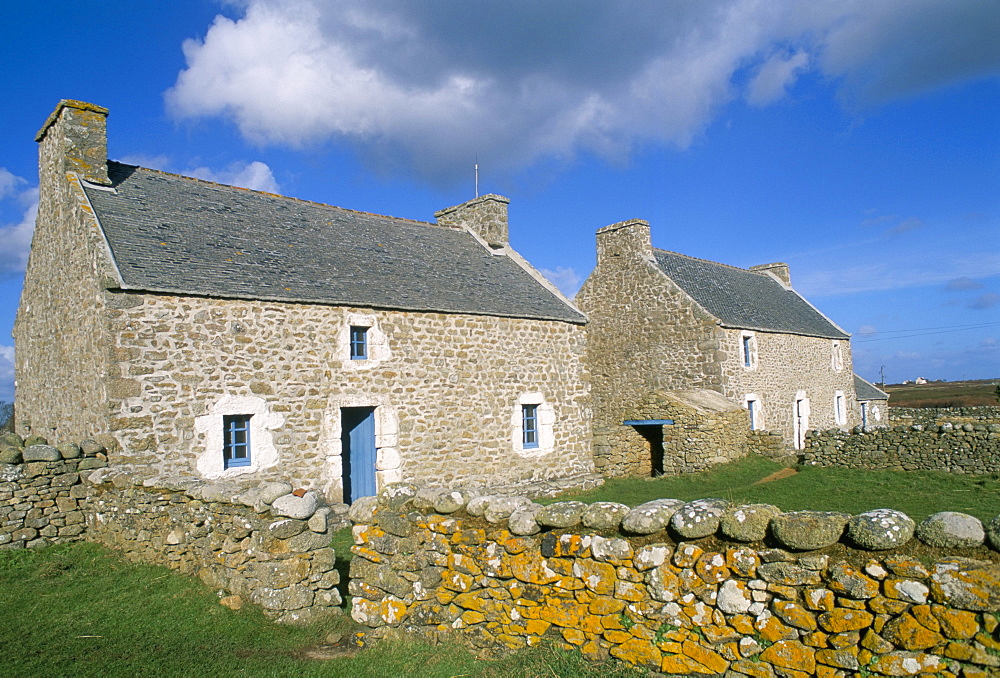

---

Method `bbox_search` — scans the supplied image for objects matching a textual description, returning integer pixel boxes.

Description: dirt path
[753,467,799,485]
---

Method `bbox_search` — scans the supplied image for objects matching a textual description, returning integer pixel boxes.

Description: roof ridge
[109,160,438,228]
[653,247,758,275]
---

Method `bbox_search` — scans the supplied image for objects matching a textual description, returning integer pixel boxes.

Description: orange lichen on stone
[573,559,616,595]
[756,611,799,642]
[613,579,645,602]
[818,607,875,633]
[682,640,731,674]
[882,613,945,650]
[442,570,474,592]
[759,639,816,674]
[508,551,560,585]
[772,600,818,631]
[588,595,625,616]
[610,637,660,668]
[537,597,588,628]
[561,627,586,645]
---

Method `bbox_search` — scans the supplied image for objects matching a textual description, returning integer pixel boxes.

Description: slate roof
[652,250,848,339]
[82,162,584,323]
[854,375,889,401]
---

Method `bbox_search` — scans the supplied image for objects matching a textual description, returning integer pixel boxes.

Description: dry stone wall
[350,485,1000,677]
[0,432,343,624]
[803,423,1000,475]
[890,407,1000,426]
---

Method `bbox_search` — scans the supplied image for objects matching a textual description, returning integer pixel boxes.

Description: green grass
[0,542,639,678]
[885,378,999,408]
[550,456,1000,522]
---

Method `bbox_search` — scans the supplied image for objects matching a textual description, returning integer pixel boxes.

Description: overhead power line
[854,321,1000,343]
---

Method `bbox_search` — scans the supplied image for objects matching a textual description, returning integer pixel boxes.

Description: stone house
[575,219,858,476]
[14,100,595,503]
[854,375,889,430]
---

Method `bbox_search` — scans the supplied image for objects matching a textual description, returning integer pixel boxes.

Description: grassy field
[0,542,640,678]
[547,456,1000,522]
[885,378,999,408]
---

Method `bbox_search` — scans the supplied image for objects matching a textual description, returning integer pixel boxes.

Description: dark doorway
[342,407,376,504]
[624,419,673,477]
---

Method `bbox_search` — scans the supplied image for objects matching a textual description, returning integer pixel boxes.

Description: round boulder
[987,515,1000,551]
[22,445,62,462]
[484,495,532,524]
[720,504,781,542]
[536,501,588,529]
[347,495,379,523]
[79,439,106,456]
[582,501,631,530]
[57,443,82,459]
[916,512,985,548]
[621,499,684,535]
[466,495,500,517]
[671,499,730,539]
[271,492,319,520]
[433,490,473,514]
[847,509,915,550]
[770,511,850,551]
[508,503,544,536]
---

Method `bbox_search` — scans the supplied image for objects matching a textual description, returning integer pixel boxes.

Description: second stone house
[15,100,596,503]
[576,218,858,476]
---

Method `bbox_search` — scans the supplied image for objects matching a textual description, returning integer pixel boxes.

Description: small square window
[350,326,368,360]
[223,414,251,469]
[522,404,539,449]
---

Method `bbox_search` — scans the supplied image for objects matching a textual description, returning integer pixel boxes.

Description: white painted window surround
[831,341,844,372]
[511,392,555,456]
[741,332,758,369]
[834,390,846,426]
[194,395,284,479]
[340,312,391,369]
[744,394,763,430]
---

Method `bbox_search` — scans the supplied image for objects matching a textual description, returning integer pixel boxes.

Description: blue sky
[1,0,998,402]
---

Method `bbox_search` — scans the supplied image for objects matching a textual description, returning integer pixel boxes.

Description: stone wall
[95,292,593,502]
[0,434,343,624]
[350,485,1000,677]
[14,102,117,444]
[889,406,1000,426]
[802,423,1000,475]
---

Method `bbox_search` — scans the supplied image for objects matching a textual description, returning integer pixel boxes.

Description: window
[747,399,760,430]
[223,414,251,469]
[834,391,846,426]
[741,333,757,369]
[350,326,368,360]
[831,341,844,372]
[522,404,539,449]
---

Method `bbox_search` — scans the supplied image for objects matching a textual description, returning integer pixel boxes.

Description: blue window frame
[350,326,368,360]
[522,404,539,448]
[223,414,251,469]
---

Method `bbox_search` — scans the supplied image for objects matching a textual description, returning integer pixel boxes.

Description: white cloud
[187,161,280,193]
[747,51,809,106]
[165,1,1000,181]
[540,265,583,298]
[0,168,38,275]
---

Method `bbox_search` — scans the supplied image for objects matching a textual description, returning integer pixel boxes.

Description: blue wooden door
[342,407,377,503]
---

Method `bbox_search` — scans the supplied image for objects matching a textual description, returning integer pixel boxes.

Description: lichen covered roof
[652,249,848,339]
[854,374,889,401]
[82,162,584,323]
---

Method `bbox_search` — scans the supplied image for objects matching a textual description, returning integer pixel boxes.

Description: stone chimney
[435,194,509,249]
[750,262,791,287]
[35,100,110,186]
[595,219,653,264]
